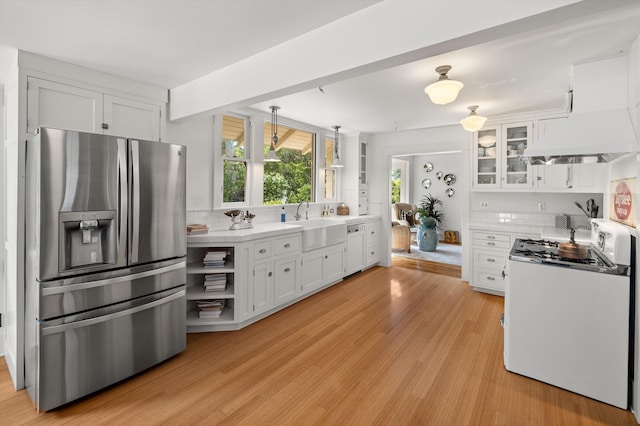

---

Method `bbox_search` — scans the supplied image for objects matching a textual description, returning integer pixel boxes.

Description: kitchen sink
[286,218,346,252]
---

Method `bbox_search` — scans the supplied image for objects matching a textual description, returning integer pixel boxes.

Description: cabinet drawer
[253,240,272,261]
[365,222,380,243]
[474,250,507,270]
[366,243,379,266]
[473,231,510,243]
[474,269,505,292]
[473,238,511,250]
[272,235,300,257]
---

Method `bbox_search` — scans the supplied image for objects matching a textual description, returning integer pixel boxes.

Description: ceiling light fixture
[265,105,281,162]
[332,125,344,168]
[424,65,464,105]
[459,105,487,132]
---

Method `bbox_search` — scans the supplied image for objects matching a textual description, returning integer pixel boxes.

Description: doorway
[390,152,463,277]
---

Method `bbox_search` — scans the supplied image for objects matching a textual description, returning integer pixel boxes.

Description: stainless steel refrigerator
[24,127,187,411]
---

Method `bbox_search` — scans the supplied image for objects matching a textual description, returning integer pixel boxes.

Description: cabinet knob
[101,123,109,130]
[487,235,495,240]
[487,242,496,246]
[259,248,267,254]
[487,258,495,262]
[325,255,328,259]
[284,243,290,248]
[487,276,495,281]
[268,272,273,277]
[284,267,291,272]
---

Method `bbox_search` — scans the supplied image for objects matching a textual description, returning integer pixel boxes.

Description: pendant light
[265,105,281,162]
[332,125,344,168]
[459,105,487,132]
[424,65,464,105]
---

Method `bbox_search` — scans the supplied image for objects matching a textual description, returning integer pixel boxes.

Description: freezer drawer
[38,258,185,320]
[35,287,186,411]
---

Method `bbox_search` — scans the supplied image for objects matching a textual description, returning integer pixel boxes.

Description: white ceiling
[1,0,640,134]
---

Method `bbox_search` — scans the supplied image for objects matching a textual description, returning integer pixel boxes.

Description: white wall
[411,152,464,241]
[166,114,215,211]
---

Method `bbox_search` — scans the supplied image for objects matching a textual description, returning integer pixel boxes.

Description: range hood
[524,57,638,165]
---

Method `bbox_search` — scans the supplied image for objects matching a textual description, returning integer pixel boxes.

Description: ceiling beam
[274,129,295,151]
[168,0,633,122]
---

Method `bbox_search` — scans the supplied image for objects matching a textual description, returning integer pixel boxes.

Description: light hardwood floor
[0,266,636,425]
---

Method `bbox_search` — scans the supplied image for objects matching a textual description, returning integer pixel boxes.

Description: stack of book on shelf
[203,250,227,268]
[187,224,209,235]
[203,273,227,292]
[196,299,225,318]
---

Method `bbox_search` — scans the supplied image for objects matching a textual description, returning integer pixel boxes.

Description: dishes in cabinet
[485,147,496,157]
[478,134,497,147]
[478,165,496,173]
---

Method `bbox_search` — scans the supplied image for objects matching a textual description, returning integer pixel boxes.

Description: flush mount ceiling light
[265,105,281,162]
[332,125,344,168]
[424,65,464,105]
[460,105,488,132]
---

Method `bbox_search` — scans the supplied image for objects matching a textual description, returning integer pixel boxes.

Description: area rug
[392,243,462,266]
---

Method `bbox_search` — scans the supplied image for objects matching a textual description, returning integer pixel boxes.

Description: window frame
[214,110,340,208]
[215,112,251,209]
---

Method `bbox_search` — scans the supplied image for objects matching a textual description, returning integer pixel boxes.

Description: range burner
[513,247,597,265]
[510,237,615,273]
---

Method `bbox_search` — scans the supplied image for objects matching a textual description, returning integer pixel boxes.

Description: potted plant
[416,194,445,251]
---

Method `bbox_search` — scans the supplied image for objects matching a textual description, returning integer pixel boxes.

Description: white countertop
[187,214,380,244]
[187,222,303,244]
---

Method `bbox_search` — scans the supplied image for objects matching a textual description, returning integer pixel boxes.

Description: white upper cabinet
[473,122,533,190]
[27,78,103,134]
[28,77,162,141]
[103,95,161,141]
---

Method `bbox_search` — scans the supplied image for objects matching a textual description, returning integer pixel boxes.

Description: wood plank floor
[392,255,462,278]
[1,266,636,425]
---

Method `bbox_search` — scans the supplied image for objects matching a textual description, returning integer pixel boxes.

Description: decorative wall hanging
[436,171,443,180]
[422,178,431,189]
[424,162,434,172]
[446,188,455,197]
[443,174,456,185]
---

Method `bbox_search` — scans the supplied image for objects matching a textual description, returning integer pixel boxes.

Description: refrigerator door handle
[117,138,128,265]
[130,139,140,263]
[41,261,185,296]
[41,289,185,336]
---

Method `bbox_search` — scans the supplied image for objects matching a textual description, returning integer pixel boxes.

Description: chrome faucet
[295,201,309,221]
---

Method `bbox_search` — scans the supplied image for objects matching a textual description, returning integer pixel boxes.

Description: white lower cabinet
[273,256,299,305]
[301,243,345,295]
[365,220,380,267]
[251,234,300,316]
[471,228,539,295]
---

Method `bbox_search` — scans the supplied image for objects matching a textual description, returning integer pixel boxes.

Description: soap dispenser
[280,205,286,222]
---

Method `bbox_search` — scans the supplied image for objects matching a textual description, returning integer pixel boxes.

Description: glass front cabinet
[473,121,533,190]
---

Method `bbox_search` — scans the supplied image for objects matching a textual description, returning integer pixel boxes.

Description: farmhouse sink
[286,218,347,252]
